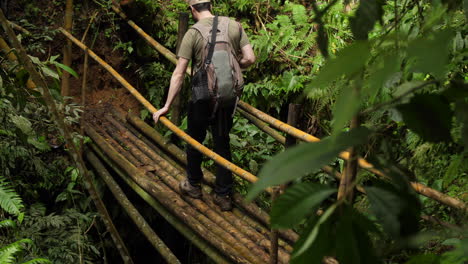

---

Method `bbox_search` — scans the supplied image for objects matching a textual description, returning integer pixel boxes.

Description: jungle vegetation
[0,0,466,263]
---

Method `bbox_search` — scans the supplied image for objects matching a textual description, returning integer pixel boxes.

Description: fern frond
[0,245,17,264]
[0,239,32,264]
[0,176,24,216]
[22,258,52,264]
[0,219,16,229]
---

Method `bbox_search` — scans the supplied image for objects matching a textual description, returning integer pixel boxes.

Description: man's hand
[153,106,169,124]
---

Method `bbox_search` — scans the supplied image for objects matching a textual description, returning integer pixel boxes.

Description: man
[152,0,255,211]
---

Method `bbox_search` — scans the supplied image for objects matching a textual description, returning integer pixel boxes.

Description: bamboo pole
[171,12,189,127]
[0,11,134,264]
[105,115,292,262]
[86,125,265,264]
[61,0,73,96]
[89,144,232,264]
[0,37,36,89]
[110,4,191,75]
[237,108,286,145]
[337,114,360,202]
[102,117,277,263]
[7,20,30,35]
[58,28,268,192]
[237,101,468,213]
[86,151,181,264]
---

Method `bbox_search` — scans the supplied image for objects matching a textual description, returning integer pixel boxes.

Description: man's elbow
[246,54,256,66]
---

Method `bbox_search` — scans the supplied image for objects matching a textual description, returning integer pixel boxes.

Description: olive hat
[186,0,210,6]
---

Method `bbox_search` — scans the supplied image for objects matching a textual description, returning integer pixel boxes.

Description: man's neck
[197,11,214,21]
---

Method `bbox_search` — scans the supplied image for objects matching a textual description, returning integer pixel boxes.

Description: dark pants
[186,101,234,196]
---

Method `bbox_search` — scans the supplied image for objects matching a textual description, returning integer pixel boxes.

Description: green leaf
[22,258,52,264]
[392,81,426,104]
[0,219,16,229]
[335,207,361,264]
[41,66,59,80]
[443,155,463,188]
[27,137,51,151]
[306,41,371,92]
[455,101,468,149]
[246,127,371,200]
[53,62,78,78]
[9,115,33,135]
[364,55,399,102]
[332,85,360,134]
[407,30,454,79]
[350,0,384,40]
[270,183,336,228]
[365,185,402,238]
[292,203,337,258]
[405,254,441,264]
[396,94,453,142]
[365,179,420,239]
[442,81,468,102]
[290,214,333,264]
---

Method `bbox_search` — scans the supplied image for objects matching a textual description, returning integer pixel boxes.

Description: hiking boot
[179,179,202,199]
[213,193,233,211]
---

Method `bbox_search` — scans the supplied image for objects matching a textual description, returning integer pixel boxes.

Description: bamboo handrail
[86,151,181,264]
[237,101,468,213]
[111,5,191,75]
[58,28,272,193]
[89,144,232,264]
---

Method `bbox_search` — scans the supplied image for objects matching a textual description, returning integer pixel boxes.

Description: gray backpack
[191,15,244,110]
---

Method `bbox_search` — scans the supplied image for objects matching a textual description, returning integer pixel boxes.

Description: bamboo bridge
[48,6,467,264]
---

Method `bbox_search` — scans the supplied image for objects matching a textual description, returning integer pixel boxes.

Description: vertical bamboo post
[270,103,301,264]
[337,115,360,201]
[61,0,73,96]
[171,12,189,127]
[0,11,134,264]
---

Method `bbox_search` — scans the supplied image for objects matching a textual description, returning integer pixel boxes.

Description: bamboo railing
[58,28,274,195]
[106,6,467,213]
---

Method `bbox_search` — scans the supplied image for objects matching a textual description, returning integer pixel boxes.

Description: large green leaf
[396,94,453,142]
[332,85,360,134]
[306,41,371,92]
[246,127,371,200]
[290,214,333,264]
[270,182,336,228]
[292,204,337,260]
[407,30,454,79]
[364,54,399,103]
[365,179,421,239]
[350,0,384,40]
[365,185,402,238]
[53,62,79,78]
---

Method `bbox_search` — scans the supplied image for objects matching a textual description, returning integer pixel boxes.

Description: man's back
[177,16,250,71]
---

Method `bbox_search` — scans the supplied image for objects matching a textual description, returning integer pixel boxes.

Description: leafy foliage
[0,176,24,216]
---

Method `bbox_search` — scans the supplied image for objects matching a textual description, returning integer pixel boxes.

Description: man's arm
[153,57,189,124]
[239,44,255,69]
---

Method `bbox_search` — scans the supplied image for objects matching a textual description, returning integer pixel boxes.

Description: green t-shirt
[177,16,250,72]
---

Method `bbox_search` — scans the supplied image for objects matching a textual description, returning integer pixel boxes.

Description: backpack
[191,15,244,111]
